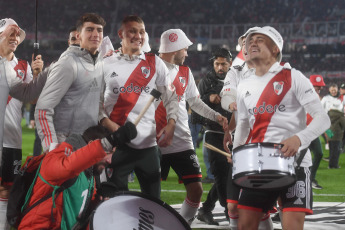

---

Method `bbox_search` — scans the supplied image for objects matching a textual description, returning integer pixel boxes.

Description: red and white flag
[232,49,245,67]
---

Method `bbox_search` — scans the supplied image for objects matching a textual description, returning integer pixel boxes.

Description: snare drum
[91,191,191,230]
[232,143,295,190]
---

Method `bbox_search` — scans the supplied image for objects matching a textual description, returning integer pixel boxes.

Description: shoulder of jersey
[232,63,245,72]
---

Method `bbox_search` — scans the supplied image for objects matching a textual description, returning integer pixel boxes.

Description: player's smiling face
[119,21,145,56]
[247,34,277,63]
[78,22,103,55]
[0,27,20,54]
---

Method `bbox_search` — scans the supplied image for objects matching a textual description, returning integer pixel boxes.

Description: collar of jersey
[116,47,145,61]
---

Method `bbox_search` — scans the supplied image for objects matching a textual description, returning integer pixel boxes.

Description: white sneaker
[325,143,329,150]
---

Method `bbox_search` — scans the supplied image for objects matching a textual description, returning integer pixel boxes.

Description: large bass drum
[232,143,295,190]
[91,191,191,230]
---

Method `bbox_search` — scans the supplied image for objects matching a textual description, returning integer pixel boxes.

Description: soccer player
[233,26,330,230]
[101,15,179,199]
[157,29,227,224]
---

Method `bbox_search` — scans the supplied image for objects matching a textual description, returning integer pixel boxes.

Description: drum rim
[233,170,296,190]
[233,142,283,153]
[91,191,191,230]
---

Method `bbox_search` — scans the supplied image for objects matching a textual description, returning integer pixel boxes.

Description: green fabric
[21,161,43,212]
[328,110,345,141]
[38,173,60,208]
[60,172,94,230]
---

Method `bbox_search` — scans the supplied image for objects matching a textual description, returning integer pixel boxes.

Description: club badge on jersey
[273,81,284,95]
[141,66,150,79]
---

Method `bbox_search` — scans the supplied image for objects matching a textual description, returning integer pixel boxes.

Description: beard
[215,71,226,79]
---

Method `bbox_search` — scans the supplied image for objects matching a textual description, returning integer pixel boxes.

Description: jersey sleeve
[35,57,77,152]
[292,69,320,106]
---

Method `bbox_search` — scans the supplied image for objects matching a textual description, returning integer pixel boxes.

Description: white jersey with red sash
[104,51,171,149]
[237,62,319,167]
[4,56,32,148]
[155,63,199,154]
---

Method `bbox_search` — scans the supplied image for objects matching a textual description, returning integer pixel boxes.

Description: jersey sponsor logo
[112,83,151,94]
[169,33,178,42]
[141,66,150,78]
[305,88,313,94]
[248,102,286,115]
[224,81,230,86]
[273,81,284,95]
[110,72,118,78]
[17,69,25,79]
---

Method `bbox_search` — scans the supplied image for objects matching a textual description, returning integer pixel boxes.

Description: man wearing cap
[220,27,274,230]
[233,26,330,229]
[307,75,326,189]
[0,18,47,229]
[194,48,232,225]
[101,15,179,199]
[156,29,227,224]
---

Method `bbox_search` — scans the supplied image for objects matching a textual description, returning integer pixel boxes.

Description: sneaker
[325,143,329,150]
[312,180,323,189]
[201,177,215,184]
[197,209,219,225]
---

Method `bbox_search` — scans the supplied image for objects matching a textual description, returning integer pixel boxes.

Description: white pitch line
[132,188,345,196]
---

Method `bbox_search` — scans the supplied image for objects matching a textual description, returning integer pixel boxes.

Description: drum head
[91,191,191,230]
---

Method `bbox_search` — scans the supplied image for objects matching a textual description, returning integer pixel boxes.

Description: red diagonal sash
[155,66,189,134]
[110,54,156,125]
[251,69,292,143]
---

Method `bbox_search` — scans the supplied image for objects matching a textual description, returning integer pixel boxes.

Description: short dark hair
[82,125,111,143]
[211,48,232,63]
[120,15,144,28]
[76,13,106,32]
[69,26,77,34]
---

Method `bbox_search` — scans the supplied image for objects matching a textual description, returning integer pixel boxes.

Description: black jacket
[192,70,231,131]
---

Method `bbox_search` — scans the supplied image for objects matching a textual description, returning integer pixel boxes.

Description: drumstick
[204,142,232,158]
[133,89,161,126]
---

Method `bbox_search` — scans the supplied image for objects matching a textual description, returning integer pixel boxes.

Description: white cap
[0,18,26,44]
[245,26,283,63]
[141,32,151,52]
[159,29,192,53]
[238,26,260,47]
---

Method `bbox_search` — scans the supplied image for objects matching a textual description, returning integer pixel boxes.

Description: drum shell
[232,143,296,190]
[91,191,191,230]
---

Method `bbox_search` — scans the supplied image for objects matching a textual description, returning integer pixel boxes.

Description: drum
[232,143,295,190]
[91,191,191,230]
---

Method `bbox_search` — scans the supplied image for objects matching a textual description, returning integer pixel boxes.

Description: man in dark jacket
[196,48,232,225]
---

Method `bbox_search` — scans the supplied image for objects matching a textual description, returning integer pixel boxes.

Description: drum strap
[296,148,308,169]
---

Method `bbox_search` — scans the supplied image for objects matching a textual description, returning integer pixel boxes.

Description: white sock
[229,214,239,230]
[179,197,199,225]
[278,207,283,227]
[258,212,273,230]
[0,198,10,230]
